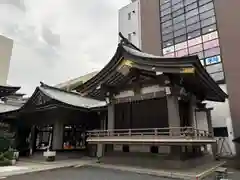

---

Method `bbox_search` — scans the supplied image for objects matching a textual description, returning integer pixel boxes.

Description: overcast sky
[0,0,129,96]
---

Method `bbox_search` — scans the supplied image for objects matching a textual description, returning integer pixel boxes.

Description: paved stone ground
[2,165,240,179]
[3,166,179,180]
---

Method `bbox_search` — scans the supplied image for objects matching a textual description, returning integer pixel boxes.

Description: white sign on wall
[205,55,221,65]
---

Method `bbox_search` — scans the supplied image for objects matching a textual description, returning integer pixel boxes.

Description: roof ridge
[119,32,142,52]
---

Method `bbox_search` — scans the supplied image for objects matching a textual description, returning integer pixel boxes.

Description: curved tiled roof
[0,85,21,98]
[75,34,227,102]
[19,82,106,113]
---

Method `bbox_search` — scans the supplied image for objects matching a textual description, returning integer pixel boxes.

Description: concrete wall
[214,0,240,155]
[139,0,162,55]
[119,0,141,48]
[0,35,13,85]
[206,85,231,128]
[118,0,161,55]
[201,84,236,155]
[114,144,170,154]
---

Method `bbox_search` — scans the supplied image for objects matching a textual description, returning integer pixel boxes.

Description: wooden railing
[87,127,212,138]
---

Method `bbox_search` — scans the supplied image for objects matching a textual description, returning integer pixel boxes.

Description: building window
[173,14,185,24]
[174,28,187,37]
[184,0,197,6]
[160,0,170,5]
[174,21,186,30]
[187,29,201,39]
[199,0,212,6]
[202,31,218,42]
[162,32,174,41]
[187,22,201,33]
[128,12,131,20]
[201,16,216,28]
[172,2,184,12]
[205,55,221,65]
[186,15,200,25]
[199,2,214,14]
[202,24,217,34]
[200,9,215,20]
[185,2,198,12]
[190,51,204,59]
[163,39,174,47]
[206,63,223,73]
[204,47,221,58]
[161,2,171,11]
[164,52,175,57]
[63,125,86,150]
[161,8,171,16]
[213,127,228,137]
[163,45,175,55]
[172,0,182,5]
[161,14,172,22]
[175,41,188,51]
[203,39,219,50]
[162,20,173,28]
[172,8,184,17]
[175,48,188,57]
[186,8,199,19]
[162,25,173,35]
[188,36,202,47]
[188,44,203,54]
[175,35,187,43]
[210,71,225,82]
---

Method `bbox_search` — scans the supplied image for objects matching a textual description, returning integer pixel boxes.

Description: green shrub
[0,137,10,152]
[3,150,14,160]
[0,158,11,166]
[0,153,4,161]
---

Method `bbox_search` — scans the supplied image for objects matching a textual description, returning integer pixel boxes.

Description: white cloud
[0,0,129,95]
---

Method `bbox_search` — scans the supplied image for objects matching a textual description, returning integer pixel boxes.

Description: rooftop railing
[87,127,212,139]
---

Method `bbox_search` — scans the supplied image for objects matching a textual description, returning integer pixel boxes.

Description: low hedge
[0,137,10,152]
[3,151,14,160]
[0,158,11,166]
[0,153,4,161]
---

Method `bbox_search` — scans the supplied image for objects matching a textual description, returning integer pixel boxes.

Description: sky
[0,0,129,96]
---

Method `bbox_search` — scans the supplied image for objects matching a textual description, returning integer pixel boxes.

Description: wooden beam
[112,90,166,104]
[113,74,169,94]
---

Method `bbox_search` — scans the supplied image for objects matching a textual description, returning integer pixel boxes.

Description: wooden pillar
[167,94,182,157]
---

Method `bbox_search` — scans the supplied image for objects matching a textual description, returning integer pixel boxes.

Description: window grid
[161,5,216,46]
[160,0,218,47]
[160,0,223,81]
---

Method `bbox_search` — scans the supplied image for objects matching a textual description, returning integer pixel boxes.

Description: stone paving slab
[2,166,177,180]
[0,157,226,180]
[0,160,93,178]
[89,161,226,179]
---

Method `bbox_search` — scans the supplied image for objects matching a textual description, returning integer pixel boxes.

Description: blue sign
[205,55,221,65]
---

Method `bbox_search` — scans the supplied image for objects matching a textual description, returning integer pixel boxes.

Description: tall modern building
[119,0,240,155]
[0,35,13,85]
